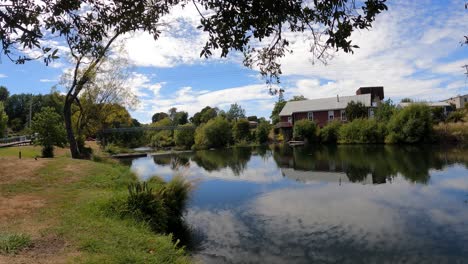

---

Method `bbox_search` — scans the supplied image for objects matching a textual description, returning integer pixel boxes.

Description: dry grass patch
[0,158,49,185]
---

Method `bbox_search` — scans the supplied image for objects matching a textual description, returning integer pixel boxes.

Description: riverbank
[0,144,190,263]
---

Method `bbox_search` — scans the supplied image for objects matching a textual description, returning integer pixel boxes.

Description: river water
[122,145,468,264]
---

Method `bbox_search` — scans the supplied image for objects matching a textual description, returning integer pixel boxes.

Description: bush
[233,119,250,142]
[446,110,465,123]
[293,119,317,142]
[194,117,232,149]
[338,119,386,144]
[386,104,433,143]
[174,124,195,149]
[0,233,31,254]
[31,107,67,157]
[320,120,342,143]
[256,122,270,144]
[431,107,446,124]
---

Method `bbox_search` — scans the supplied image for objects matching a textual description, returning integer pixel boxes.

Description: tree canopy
[1,0,387,158]
[0,102,8,138]
[345,101,368,121]
[0,86,9,101]
[226,103,246,121]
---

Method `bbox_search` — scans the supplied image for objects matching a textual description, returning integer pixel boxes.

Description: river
[121,145,468,263]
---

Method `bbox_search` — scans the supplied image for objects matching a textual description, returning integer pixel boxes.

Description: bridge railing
[0,135,32,144]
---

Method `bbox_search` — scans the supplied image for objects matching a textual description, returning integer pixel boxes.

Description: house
[397,101,452,115]
[276,86,384,130]
[443,94,468,109]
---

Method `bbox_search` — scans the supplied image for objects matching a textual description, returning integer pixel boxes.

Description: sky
[0,0,467,123]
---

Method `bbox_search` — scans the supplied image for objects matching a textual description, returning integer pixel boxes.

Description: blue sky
[0,0,467,123]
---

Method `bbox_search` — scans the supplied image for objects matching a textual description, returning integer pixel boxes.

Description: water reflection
[123,145,468,263]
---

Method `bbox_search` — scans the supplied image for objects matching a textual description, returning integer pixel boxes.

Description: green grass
[0,233,31,254]
[0,147,191,263]
[0,145,41,158]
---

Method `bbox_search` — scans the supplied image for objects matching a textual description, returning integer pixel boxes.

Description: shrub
[31,107,67,157]
[293,119,317,142]
[338,119,386,144]
[174,124,195,149]
[194,117,231,149]
[386,104,433,143]
[431,107,446,124]
[256,122,271,144]
[233,119,250,142]
[446,110,465,123]
[0,233,31,254]
[320,120,341,143]
[148,117,174,148]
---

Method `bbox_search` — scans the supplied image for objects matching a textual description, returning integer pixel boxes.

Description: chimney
[337,94,339,102]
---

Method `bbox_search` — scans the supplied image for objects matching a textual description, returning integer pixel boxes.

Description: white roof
[398,102,450,108]
[279,94,371,116]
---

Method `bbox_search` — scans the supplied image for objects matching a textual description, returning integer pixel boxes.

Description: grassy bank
[0,145,190,263]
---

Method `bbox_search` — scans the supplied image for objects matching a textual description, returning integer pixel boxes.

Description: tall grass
[107,175,194,246]
[0,233,31,254]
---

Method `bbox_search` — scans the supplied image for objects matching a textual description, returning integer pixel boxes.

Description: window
[287,116,292,123]
[307,112,314,121]
[328,110,334,121]
[341,110,346,121]
[465,98,467,102]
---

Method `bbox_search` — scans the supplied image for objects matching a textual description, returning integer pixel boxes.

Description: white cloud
[0,74,6,78]
[39,78,57,83]
[272,0,468,102]
[132,83,278,123]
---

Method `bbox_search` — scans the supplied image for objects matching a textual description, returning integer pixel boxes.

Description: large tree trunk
[64,97,81,159]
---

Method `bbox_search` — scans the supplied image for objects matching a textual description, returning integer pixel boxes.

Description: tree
[233,119,250,142]
[345,101,368,121]
[290,95,307,101]
[0,102,8,138]
[191,106,218,126]
[31,107,67,158]
[247,116,258,122]
[374,99,395,122]
[401,98,413,103]
[4,92,64,131]
[66,55,137,138]
[174,124,195,149]
[2,0,387,157]
[0,86,9,102]
[194,117,232,149]
[167,108,188,125]
[270,101,287,125]
[148,117,174,148]
[256,122,270,144]
[226,103,246,121]
[152,112,169,123]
